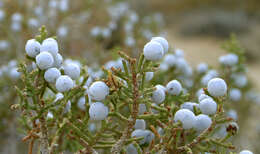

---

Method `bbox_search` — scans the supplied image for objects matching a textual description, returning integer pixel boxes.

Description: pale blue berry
[143,130,155,144]
[138,104,146,115]
[0,10,5,21]
[57,26,68,37]
[155,84,166,92]
[131,129,154,145]
[59,0,69,12]
[201,70,219,86]
[157,127,164,136]
[194,114,212,132]
[53,53,63,68]
[90,26,101,37]
[197,63,208,73]
[64,63,81,80]
[145,72,154,81]
[143,41,164,61]
[134,119,146,130]
[196,88,204,98]
[8,60,17,68]
[54,93,64,102]
[227,109,238,121]
[175,49,184,58]
[105,60,118,70]
[183,78,193,88]
[25,39,41,58]
[151,37,169,54]
[240,150,253,154]
[89,102,109,121]
[219,53,238,66]
[180,102,198,112]
[28,18,39,28]
[174,109,196,129]
[131,129,147,145]
[77,96,86,111]
[207,78,227,97]
[175,58,188,70]
[152,86,165,104]
[125,36,135,47]
[0,40,10,51]
[88,123,97,133]
[47,112,53,119]
[126,144,138,154]
[163,54,176,67]
[199,98,217,115]
[89,81,109,101]
[208,70,219,77]
[159,62,169,71]
[129,12,139,23]
[166,80,182,95]
[55,75,73,92]
[36,51,54,70]
[229,88,242,102]
[12,13,22,22]
[101,28,111,38]
[44,68,61,83]
[232,74,247,88]
[198,94,213,102]
[201,74,214,86]
[85,77,93,87]
[9,67,20,80]
[40,38,58,56]
[11,22,21,32]
[31,62,37,70]
[64,100,71,113]
[48,0,58,8]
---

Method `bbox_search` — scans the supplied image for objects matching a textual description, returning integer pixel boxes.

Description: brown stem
[177,121,216,153]
[79,137,98,154]
[49,134,59,154]
[69,134,97,154]
[111,59,139,154]
[28,139,35,154]
[39,100,50,154]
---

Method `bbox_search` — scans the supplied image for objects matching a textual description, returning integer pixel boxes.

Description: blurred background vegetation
[141,0,260,88]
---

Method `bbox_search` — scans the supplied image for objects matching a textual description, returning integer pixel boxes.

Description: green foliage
[13,27,254,154]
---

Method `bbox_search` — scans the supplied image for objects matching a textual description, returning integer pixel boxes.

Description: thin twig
[28,138,35,154]
[111,59,139,154]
